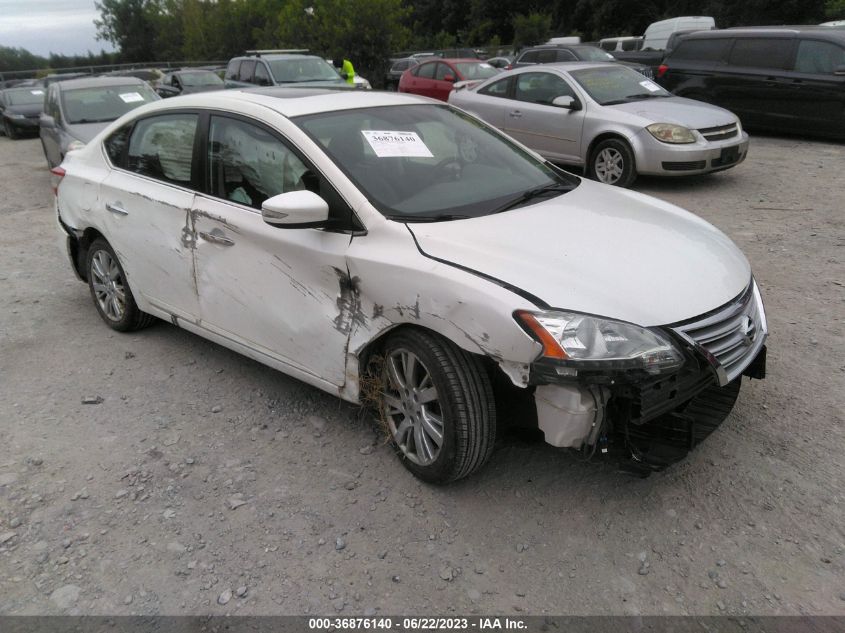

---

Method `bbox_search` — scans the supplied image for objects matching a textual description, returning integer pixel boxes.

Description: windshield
[569,66,670,105]
[454,62,499,80]
[268,58,343,83]
[178,71,223,87]
[62,84,158,124]
[573,47,615,61]
[295,104,578,221]
[6,88,45,105]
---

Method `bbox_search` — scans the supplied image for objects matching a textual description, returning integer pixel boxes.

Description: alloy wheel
[382,348,444,466]
[594,147,625,184]
[90,250,126,322]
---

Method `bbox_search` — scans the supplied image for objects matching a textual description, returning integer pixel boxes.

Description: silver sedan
[449,62,749,187]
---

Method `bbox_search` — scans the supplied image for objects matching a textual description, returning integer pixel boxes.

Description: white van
[598,36,643,52]
[642,16,715,50]
[546,36,581,45]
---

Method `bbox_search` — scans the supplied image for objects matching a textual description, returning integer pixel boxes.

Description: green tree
[95,0,159,62]
[277,0,410,87]
[512,12,552,50]
[824,0,845,18]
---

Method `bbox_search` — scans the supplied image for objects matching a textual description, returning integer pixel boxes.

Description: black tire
[85,238,156,332]
[378,329,496,484]
[4,119,19,140]
[587,138,637,188]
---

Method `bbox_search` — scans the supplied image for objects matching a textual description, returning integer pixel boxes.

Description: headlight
[647,123,696,144]
[67,140,86,152]
[515,310,683,374]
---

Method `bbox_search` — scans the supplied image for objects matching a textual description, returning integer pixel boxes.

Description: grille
[638,67,654,79]
[671,282,767,385]
[698,123,739,142]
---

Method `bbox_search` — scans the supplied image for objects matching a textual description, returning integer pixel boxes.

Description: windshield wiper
[602,93,666,106]
[489,182,573,215]
[385,213,470,223]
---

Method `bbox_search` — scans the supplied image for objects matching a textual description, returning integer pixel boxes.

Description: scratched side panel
[343,223,542,397]
[97,170,200,320]
[191,194,352,387]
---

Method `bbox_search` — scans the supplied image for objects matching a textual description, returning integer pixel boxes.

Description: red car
[398,58,498,102]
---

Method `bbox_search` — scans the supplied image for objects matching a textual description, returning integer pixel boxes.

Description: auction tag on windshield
[31,90,44,95]
[119,92,145,103]
[639,80,661,92]
[361,130,433,158]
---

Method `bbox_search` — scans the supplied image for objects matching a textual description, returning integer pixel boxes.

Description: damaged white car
[54,89,767,483]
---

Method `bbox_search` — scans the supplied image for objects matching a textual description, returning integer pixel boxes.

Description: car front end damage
[516,279,767,474]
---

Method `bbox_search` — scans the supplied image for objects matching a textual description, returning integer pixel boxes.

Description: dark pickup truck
[609,31,698,72]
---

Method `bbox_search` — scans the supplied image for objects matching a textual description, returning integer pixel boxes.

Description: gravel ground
[0,133,843,617]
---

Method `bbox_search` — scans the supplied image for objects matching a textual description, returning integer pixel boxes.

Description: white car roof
[134,88,433,119]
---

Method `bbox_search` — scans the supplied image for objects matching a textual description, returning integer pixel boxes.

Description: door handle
[509,110,523,118]
[199,230,234,247]
[105,202,128,215]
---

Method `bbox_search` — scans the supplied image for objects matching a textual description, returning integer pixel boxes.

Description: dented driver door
[190,115,351,386]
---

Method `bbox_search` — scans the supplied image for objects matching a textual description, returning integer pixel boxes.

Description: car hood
[609,96,737,128]
[407,179,750,327]
[63,121,112,143]
[7,103,42,116]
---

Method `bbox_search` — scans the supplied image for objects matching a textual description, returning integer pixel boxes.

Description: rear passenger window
[416,63,436,79]
[672,38,731,61]
[238,60,256,82]
[728,38,793,69]
[127,114,198,186]
[104,124,131,167]
[537,50,558,64]
[207,116,308,210]
[794,40,845,74]
[253,63,272,86]
[478,77,511,98]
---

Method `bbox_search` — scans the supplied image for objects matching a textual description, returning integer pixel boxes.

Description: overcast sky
[0,0,116,56]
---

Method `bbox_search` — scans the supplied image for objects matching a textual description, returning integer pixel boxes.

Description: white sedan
[449,62,750,187]
[54,88,767,482]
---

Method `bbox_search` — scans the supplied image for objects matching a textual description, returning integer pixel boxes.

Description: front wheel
[378,329,496,484]
[86,239,156,332]
[588,138,637,188]
[4,119,19,140]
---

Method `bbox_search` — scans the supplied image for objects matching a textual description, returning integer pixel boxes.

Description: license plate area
[718,145,740,165]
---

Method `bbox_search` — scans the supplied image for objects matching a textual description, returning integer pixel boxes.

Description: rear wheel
[588,138,637,188]
[378,329,496,484]
[86,239,156,332]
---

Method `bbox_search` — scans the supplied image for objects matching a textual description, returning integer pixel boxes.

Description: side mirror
[40,114,56,129]
[443,74,456,82]
[262,190,329,228]
[157,85,179,97]
[834,65,845,76]
[552,95,581,110]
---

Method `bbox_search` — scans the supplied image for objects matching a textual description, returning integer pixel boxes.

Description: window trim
[478,76,514,99]
[102,108,204,195]
[198,110,365,233]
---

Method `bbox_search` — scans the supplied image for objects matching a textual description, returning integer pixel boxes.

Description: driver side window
[208,116,307,210]
[515,72,576,105]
